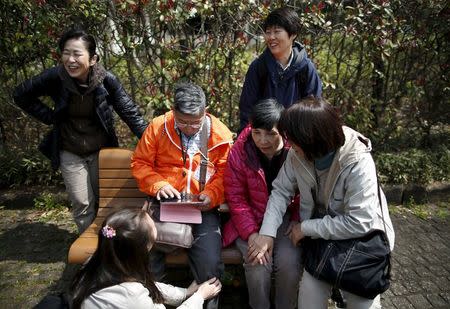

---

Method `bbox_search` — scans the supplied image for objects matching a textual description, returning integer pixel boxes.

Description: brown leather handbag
[145,202,194,253]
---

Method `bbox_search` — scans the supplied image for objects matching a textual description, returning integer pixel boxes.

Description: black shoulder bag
[302,171,391,299]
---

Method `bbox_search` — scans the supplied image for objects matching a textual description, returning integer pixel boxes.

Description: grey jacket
[259,126,395,251]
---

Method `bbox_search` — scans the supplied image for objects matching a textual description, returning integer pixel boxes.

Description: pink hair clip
[102,225,116,238]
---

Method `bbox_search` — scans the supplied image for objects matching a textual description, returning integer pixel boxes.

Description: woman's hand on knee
[186,280,199,297]
[247,234,274,265]
[289,222,304,246]
[197,277,222,300]
[284,220,297,236]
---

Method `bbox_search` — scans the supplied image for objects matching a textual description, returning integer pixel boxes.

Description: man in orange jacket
[131,82,233,309]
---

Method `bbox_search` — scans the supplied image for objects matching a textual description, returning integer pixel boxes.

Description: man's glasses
[175,119,203,129]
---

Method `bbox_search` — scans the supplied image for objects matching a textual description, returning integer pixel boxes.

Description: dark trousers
[150,210,224,309]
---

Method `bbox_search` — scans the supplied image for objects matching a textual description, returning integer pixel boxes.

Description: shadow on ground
[0,222,76,263]
[0,185,67,210]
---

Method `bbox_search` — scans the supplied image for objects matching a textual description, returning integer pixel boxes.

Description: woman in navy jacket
[13,27,147,233]
[239,7,322,131]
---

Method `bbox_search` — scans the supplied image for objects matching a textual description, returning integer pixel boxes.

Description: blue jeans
[150,210,223,309]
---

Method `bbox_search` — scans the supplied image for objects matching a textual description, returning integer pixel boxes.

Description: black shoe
[331,288,347,308]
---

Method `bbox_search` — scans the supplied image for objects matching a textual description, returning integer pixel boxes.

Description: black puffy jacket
[13,65,148,168]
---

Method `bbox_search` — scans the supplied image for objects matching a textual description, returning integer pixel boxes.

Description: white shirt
[81,281,204,309]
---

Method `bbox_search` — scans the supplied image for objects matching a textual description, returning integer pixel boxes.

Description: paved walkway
[0,189,449,308]
[382,212,450,309]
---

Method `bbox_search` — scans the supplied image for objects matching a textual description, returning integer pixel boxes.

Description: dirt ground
[1,186,449,309]
[0,186,249,309]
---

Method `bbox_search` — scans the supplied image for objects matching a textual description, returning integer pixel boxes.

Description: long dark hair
[278,96,345,161]
[71,208,163,308]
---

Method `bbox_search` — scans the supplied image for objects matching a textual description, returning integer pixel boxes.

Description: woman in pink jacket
[222,99,302,309]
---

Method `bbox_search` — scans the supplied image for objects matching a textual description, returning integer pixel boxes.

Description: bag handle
[198,120,209,191]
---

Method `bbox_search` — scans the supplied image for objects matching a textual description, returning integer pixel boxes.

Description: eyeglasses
[175,118,204,129]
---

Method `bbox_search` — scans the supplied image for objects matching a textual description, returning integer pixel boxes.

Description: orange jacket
[131,111,233,208]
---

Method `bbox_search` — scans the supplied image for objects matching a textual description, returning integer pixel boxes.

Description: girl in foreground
[71,208,221,308]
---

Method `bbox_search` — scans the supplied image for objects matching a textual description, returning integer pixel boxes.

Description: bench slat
[99,197,145,208]
[100,188,147,198]
[99,148,134,168]
[99,178,138,188]
[68,235,242,265]
[99,169,134,179]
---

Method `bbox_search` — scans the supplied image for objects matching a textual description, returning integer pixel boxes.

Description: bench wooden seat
[68,148,242,265]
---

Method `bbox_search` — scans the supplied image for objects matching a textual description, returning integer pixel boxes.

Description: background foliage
[0,0,448,186]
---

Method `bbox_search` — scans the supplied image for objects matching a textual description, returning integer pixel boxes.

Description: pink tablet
[160,202,202,224]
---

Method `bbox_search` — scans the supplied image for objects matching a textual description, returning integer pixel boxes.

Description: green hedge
[375,146,450,184]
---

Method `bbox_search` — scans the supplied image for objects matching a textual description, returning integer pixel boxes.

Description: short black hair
[173,82,206,115]
[278,96,345,161]
[263,7,301,37]
[249,99,284,130]
[58,25,99,61]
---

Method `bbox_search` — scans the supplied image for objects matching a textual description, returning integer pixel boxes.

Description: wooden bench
[68,148,242,265]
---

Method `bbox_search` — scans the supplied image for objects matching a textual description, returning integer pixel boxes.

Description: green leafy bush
[1,0,448,186]
[0,150,63,188]
[375,146,450,185]
[34,192,69,211]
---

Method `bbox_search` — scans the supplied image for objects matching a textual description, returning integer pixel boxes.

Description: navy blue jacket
[13,65,148,168]
[239,42,322,130]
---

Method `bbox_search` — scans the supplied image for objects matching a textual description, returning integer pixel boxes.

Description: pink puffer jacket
[222,126,299,247]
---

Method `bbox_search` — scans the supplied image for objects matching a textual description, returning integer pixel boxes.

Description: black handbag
[302,171,391,299]
[303,230,391,299]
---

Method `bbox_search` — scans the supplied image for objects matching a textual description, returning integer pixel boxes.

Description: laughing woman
[13,26,147,233]
[239,7,322,130]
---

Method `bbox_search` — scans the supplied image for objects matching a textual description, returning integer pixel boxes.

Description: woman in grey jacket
[248,97,395,309]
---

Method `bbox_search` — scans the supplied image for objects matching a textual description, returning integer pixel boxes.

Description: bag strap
[375,172,390,243]
[375,171,392,278]
[199,121,209,191]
